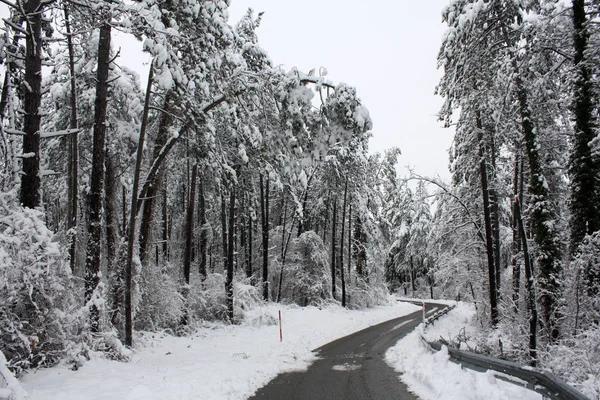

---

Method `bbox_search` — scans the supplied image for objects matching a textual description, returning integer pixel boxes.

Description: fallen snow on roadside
[21,301,419,400]
[386,302,542,400]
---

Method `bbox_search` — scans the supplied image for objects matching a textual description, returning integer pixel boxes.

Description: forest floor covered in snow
[19,300,420,400]
[386,301,542,400]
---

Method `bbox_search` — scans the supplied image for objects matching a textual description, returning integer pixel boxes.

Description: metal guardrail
[419,308,590,400]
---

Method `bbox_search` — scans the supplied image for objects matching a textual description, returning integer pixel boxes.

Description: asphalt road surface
[248,302,445,400]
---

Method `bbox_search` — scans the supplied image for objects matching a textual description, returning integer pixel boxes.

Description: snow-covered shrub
[0,192,72,375]
[189,273,228,322]
[277,231,332,306]
[346,277,390,309]
[135,263,184,332]
[545,325,600,399]
[234,279,262,319]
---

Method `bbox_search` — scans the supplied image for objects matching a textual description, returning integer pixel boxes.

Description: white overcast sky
[228,0,454,180]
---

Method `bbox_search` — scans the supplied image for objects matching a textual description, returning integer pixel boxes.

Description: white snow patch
[332,363,361,372]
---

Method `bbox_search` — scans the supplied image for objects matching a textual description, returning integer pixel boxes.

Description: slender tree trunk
[199,178,207,280]
[331,198,338,299]
[348,202,352,279]
[20,0,43,208]
[515,197,537,366]
[260,174,270,301]
[277,195,288,302]
[340,176,348,307]
[85,21,111,333]
[512,152,521,312]
[123,66,154,346]
[221,192,228,273]
[476,113,498,327]
[162,183,169,261]
[139,97,172,265]
[181,163,197,325]
[247,210,253,280]
[354,214,367,277]
[226,187,236,320]
[64,5,79,273]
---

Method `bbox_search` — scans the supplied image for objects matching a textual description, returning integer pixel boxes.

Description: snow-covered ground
[386,302,542,400]
[20,301,419,400]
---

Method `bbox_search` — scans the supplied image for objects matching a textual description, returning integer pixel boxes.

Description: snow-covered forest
[0,0,599,398]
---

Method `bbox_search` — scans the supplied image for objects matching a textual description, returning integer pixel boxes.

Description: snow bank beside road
[386,302,541,400]
[21,301,419,400]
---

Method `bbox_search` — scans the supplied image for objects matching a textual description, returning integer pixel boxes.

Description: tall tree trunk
[85,21,111,333]
[570,0,600,254]
[476,112,499,327]
[260,174,270,301]
[514,73,561,340]
[348,202,352,279]
[331,197,338,299]
[20,0,43,208]
[511,152,522,312]
[340,176,348,307]
[221,192,228,273]
[515,197,537,366]
[226,187,236,320]
[199,178,207,280]
[64,5,79,274]
[277,195,288,303]
[123,66,154,346]
[181,163,197,325]
[139,96,172,265]
[162,183,169,261]
[246,202,253,280]
[354,214,367,277]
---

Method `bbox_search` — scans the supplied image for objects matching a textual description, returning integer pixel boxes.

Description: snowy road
[248,303,443,400]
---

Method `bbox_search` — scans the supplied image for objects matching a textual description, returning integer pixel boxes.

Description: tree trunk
[64,5,79,274]
[515,197,537,366]
[246,204,253,280]
[331,197,338,299]
[277,195,288,303]
[20,0,43,208]
[162,183,169,261]
[354,214,367,277]
[181,163,197,325]
[340,176,348,307]
[226,187,236,321]
[221,192,228,273]
[570,0,600,254]
[139,96,172,265]
[199,178,207,280]
[85,21,111,333]
[511,152,522,312]
[348,202,352,279]
[260,173,270,301]
[123,66,154,346]
[476,113,498,327]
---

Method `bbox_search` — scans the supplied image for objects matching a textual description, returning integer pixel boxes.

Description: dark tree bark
[260,174,270,301]
[183,164,197,286]
[64,5,79,274]
[85,21,111,333]
[221,192,228,272]
[277,195,288,303]
[199,178,208,280]
[139,95,172,265]
[162,183,169,261]
[331,197,338,299]
[124,66,154,345]
[226,187,236,321]
[247,210,253,280]
[340,176,348,307]
[348,202,352,278]
[511,152,522,312]
[570,0,600,255]
[476,113,498,327]
[354,214,367,277]
[20,0,43,209]
[515,197,537,366]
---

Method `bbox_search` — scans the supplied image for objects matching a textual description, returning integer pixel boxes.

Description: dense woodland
[0,0,599,397]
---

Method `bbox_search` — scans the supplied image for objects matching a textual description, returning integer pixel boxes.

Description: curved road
[248,302,445,400]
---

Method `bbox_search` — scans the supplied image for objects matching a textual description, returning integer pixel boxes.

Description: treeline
[0,0,403,375]
[384,1,599,396]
